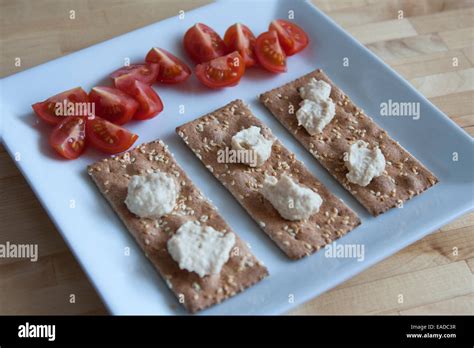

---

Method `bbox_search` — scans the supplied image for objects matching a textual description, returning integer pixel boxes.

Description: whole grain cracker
[259,69,439,216]
[176,99,361,260]
[87,140,268,313]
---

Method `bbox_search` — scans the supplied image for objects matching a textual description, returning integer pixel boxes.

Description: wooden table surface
[0,0,472,315]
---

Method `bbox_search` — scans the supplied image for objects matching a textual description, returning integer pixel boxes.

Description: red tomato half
[183,23,227,63]
[223,23,257,68]
[195,51,245,88]
[111,64,159,93]
[126,80,163,120]
[145,47,191,84]
[32,87,88,126]
[86,116,138,154]
[49,117,87,159]
[89,86,139,125]
[255,30,287,73]
[269,19,309,56]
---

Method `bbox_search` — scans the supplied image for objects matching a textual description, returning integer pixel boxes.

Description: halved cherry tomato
[32,87,88,126]
[195,51,245,88]
[183,23,227,63]
[269,19,309,56]
[126,80,163,120]
[111,64,159,93]
[89,86,139,125]
[145,47,191,84]
[255,30,287,73]
[223,23,257,68]
[49,117,87,159]
[86,116,138,154]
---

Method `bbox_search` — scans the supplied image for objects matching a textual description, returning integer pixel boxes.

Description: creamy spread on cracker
[345,140,386,187]
[125,172,179,218]
[299,78,332,101]
[261,174,322,221]
[296,78,336,135]
[231,126,273,167]
[167,221,236,278]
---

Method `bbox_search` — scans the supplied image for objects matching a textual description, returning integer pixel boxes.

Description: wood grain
[0,0,472,315]
[348,19,418,44]
[291,262,473,314]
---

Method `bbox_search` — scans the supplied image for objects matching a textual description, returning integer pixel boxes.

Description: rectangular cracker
[176,99,361,260]
[259,69,439,216]
[87,140,268,313]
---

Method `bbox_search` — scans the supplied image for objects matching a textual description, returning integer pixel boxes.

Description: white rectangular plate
[1,0,473,315]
